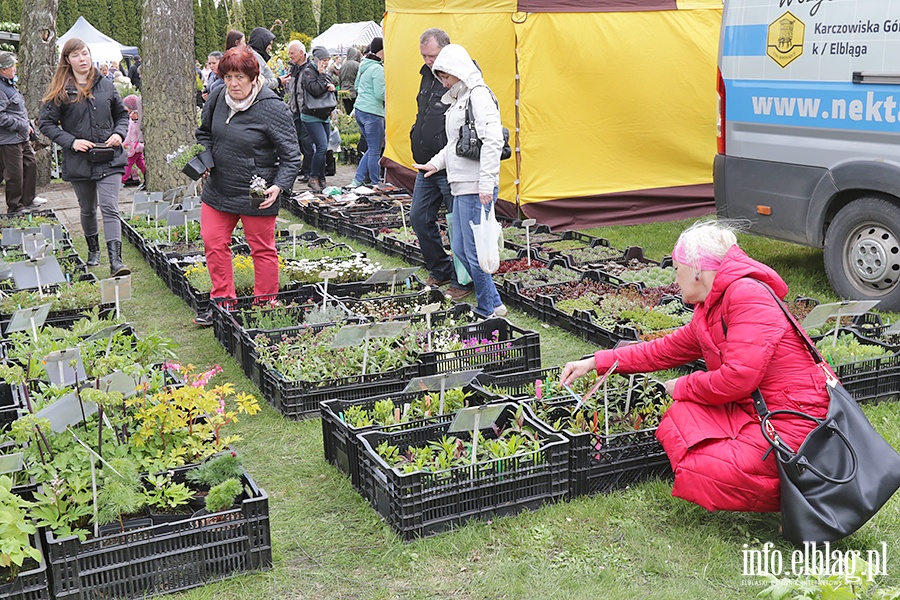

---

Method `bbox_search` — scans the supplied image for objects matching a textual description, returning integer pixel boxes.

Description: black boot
[86,234,101,266]
[107,240,130,277]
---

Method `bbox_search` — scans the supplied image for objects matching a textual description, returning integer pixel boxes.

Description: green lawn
[95,213,900,599]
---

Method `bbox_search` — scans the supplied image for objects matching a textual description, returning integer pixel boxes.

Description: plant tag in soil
[22,233,47,258]
[80,323,129,345]
[44,347,87,387]
[403,369,482,393]
[572,360,618,413]
[6,303,51,334]
[39,224,65,248]
[36,391,98,432]
[182,196,201,211]
[417,302,441,315]
[364,267,419,286]
[318,270,338,280]
[132,199,169,220]
[800,300,880,331]
[99,370,144,398]
[288,223,304,235]
[0,451,24,474]
[521,219,536,227]
[2,227,39,247]
[10,256,66,288]
[100,275,132,304]
[0,260,10,280]
[331,321,408,348]
[448,403,506,434]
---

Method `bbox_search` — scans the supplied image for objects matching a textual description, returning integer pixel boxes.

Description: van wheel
[824,197,900,311]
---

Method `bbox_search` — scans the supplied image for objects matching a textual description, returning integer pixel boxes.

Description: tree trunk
[142,0,196,192]
[19,0,58,186]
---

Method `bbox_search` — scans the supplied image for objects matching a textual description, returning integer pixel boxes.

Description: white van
[714,0,900,309]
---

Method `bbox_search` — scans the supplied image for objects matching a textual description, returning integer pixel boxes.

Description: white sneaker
[31,197,48,205]
[493,304,508,317]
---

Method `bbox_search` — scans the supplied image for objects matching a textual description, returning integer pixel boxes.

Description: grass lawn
[97,213,900,599]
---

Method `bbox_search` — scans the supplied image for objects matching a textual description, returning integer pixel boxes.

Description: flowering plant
[165,143,205,169]
[125,363,261,470]
[250,175,267,198]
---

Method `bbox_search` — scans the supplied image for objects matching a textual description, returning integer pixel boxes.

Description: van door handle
[852,72,900,84]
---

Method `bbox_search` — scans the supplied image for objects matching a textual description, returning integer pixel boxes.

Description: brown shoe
[445,286,472,300]
[425,275,451,287]
[308,177,324,192]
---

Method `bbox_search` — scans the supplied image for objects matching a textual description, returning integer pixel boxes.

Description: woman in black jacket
[39,37,131,275]
[300,46,336,192]
[192,46,300,326]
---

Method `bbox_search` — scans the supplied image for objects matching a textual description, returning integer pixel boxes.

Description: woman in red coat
[562,221,831,512]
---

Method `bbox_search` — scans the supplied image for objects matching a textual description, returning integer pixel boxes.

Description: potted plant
[250,175,267,210]
[167,144,210,180]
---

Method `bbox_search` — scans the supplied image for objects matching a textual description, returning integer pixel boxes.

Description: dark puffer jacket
[410,63,448,165]
[196,86,300,216]
[38,73,129,181]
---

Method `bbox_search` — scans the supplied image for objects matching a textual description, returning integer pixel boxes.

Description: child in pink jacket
[122,95,146,186]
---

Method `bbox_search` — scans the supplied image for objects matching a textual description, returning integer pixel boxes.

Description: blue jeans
[452,190,502,317]
[411,171,458,285]
[354,109,384,184]
[293,114,313,175]
[303,120,330,178]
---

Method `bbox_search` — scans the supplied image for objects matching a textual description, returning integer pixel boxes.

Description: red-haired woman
[38,37,131,275]
[192,46,300,326]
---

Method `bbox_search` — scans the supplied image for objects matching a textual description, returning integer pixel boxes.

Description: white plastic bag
[470,204,502,274]
[327,126,342,152]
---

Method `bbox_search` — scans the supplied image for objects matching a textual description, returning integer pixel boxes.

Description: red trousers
[200,202,278,300]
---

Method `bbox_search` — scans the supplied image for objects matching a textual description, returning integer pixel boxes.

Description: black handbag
[751,285,900,544]
[87,143,115,163]
[455,87,512,161]
[304,75,337,117]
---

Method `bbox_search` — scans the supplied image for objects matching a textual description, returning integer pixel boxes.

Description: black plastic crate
[521,390,673,498]
[0,533,49,600]
[418,318,541,376]
[209,286,322,355]
[326,275,428,300]
[357,402,568,541]
[834,352,900,403]
[44,470,270,600]
[259,359,422,420]
[320,383,504,490]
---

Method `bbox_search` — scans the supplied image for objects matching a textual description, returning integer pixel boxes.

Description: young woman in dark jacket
[39,37,131,275]
[192,47,300,326]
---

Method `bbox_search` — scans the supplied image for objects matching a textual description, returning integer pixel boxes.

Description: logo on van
[767,12,805,67]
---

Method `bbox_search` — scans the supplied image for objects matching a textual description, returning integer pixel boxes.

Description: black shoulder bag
[750,284,900,544]
[455,86,512,161]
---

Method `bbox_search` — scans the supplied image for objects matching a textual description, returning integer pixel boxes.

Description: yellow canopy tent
[381,0,721,228]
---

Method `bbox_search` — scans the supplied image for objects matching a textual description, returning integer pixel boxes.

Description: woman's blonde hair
[42,38,96,105]
[673,220,740,272]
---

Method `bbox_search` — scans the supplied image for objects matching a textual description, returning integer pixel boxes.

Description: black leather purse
[751,285,900,543]
[455,87,512,161]
[87,143,115,163]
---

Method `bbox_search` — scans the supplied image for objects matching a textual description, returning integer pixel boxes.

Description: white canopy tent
[56,16,139,65]
[311,21,383,55]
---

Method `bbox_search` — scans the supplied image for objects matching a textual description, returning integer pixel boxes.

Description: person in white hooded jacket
[413,44,507,318]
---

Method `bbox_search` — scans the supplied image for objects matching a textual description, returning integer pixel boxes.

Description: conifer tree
[90,0,111,35]
[202,0,217,57]
[274,0,293,37]
[319,0,336,33]
[215,0,228,45]
[335,0,350,24]
[0,0,11,22]
[350,0,370,22]
[295,0,316,36]
[109,0,128,45]
[372,0,384,22]
[192,0,206,61]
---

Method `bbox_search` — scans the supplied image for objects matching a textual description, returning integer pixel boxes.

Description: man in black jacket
[410,29,470,297]
[128,56,141,90]
[0,52,46,213]
[286,40,313,182]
